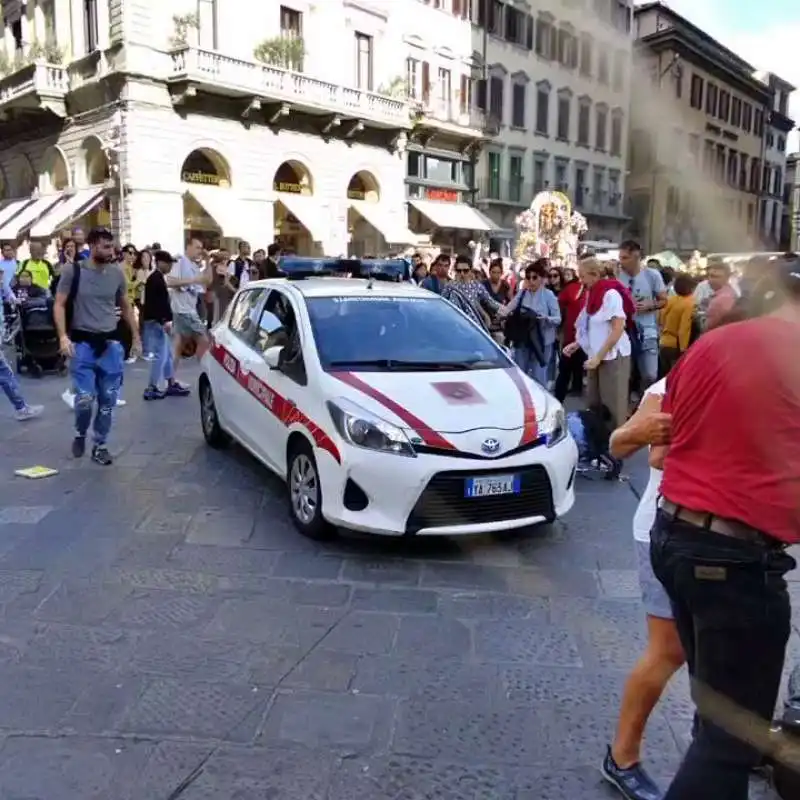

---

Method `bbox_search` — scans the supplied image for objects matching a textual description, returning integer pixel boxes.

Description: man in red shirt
[651,254,800,799]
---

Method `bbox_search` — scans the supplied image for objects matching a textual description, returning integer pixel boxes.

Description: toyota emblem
[481,437,501,455]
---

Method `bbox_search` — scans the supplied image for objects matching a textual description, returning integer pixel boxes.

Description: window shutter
[549,27,558,60]
[453,0,462,16]
[476,78,487,110]
[525,16,533,49]
[422,61,431,104]
[459,74,469,113]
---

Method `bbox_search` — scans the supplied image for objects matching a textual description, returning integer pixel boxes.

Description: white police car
[198,266,577,539]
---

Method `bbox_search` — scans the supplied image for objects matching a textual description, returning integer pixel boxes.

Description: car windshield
[306,295,511,371]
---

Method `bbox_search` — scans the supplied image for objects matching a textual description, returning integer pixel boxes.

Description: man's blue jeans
[144,321,174,387]
[71,340,124,446]
[0,348,26,411]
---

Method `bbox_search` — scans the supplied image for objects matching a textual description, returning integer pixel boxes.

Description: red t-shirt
[661,315,800,544]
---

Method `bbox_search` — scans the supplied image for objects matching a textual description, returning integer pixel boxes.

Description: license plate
[464,474,521,498]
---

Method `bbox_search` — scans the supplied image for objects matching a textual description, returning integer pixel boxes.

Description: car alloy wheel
[200,380,230,449]
[286,444,334,540]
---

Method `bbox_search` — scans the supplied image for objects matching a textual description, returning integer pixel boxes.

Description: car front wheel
[287,442,334,540]
[200,378,230,449]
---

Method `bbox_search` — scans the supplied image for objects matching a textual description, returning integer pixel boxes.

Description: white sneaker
[142,353,156,361]
[125,355,137,364]
[61,389,75,410]
[16,404,43,421]
[116,398,127,407]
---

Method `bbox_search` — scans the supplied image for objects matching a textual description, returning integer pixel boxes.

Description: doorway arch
[346,170,380,203]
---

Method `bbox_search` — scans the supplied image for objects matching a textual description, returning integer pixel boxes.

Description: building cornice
[637,29,771,105]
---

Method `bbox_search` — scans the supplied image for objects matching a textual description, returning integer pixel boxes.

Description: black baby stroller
[15,297,66,376]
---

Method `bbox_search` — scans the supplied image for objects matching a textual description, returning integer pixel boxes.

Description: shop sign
[182,170,227,187]
[426,188,459,202]
[347,189,366,200]
[274,181,311,195]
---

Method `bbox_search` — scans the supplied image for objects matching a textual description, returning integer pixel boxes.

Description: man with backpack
[617,240,667,392]
[53,227,141,465]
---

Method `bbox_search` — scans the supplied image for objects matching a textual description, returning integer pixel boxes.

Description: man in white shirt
[167,237,212,385]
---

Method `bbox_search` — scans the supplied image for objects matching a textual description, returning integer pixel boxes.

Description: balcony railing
[169,46,410,128]
[476,179,534,206]
[0,61,69,113]
[412,99,490,136]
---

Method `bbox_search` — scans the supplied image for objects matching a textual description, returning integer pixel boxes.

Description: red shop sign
[426,188,459,202]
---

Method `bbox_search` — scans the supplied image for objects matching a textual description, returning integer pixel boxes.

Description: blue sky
[654,0,800,151]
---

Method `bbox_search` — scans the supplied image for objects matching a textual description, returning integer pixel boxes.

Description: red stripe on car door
[210,342,341,463]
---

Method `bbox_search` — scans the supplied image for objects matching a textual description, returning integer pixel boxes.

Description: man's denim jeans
[0,348,26,412]
[144,321,174,387]
[637,336,659,388]
[650,510,795,800]
[70,340,124,446]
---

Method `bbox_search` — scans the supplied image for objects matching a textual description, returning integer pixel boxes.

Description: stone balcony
[409,100,492,145]
[168,47,411,130]
[0,61,70,118]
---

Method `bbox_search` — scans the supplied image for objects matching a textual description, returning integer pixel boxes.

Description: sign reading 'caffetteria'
[182,170,229,186]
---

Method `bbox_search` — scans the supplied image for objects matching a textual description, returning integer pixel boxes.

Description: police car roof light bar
[279,256,409,281]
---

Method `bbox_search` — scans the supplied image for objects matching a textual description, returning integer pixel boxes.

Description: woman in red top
[554,266,586,401]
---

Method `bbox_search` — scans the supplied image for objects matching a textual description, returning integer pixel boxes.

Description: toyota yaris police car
[198,274,578,539]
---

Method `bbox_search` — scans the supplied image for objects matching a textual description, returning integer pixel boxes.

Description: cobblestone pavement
[0,360,789,798]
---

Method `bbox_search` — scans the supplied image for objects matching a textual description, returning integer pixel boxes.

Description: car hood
[325,367,554,456]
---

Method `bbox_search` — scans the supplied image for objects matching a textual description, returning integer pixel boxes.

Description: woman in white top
[563,257,632,428]
[600,378,685,800]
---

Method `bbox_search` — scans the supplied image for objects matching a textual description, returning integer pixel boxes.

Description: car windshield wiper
[327,359,484,371]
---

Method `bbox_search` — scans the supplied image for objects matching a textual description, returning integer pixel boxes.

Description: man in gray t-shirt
[54,227,141,466]
[167,237,212,381]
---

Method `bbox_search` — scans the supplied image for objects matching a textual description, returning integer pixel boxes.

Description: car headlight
[540,403,567,447]
[327,397,416,457]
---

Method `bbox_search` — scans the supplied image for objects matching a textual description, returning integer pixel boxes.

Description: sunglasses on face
[549,272,560,278]
[455,267,471,273]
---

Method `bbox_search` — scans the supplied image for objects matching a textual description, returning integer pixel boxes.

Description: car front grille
[405,464,555,534]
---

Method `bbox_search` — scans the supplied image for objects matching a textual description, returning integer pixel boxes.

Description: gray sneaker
[16,404,43,421]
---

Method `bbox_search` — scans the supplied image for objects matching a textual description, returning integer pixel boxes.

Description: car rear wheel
[287,442,334,540]
[200,378,230,449]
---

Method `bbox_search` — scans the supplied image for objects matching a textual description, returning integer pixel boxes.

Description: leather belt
[659,499,781,547]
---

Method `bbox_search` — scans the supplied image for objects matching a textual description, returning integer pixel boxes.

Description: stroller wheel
[29,363,43,378]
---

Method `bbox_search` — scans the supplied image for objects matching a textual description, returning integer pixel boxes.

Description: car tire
[287,441,335,541]
[200,378,230,449]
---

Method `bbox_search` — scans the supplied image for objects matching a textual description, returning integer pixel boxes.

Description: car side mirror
[263,345,284,369]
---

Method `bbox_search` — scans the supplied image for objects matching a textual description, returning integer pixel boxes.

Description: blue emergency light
[278,256,410,281]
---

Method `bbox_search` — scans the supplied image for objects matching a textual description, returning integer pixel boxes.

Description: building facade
[0,0,431,255]
[754,71,795,249]
[629,2,771,254]
[785,152,800,252]
[472,0,634,248]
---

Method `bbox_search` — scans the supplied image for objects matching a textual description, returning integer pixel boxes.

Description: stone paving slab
[0,362,787,797]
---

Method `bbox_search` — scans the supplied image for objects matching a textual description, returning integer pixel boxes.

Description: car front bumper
[316,434,578,536]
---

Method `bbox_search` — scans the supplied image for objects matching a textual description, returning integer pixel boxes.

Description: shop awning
[0,197,36,232]
[29,187,106,238]
[409,199,494,232]
[350,200,417,244]
[185,185,256,239]
[274,193,327,243]
[0,193,65,240]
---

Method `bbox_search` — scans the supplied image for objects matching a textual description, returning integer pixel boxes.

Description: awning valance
[350,200,417,244]
[185,185,256,239]
[0,193,65,240]
[409,199,494,232]
[29,187,105,238]
[274,193,327,243]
